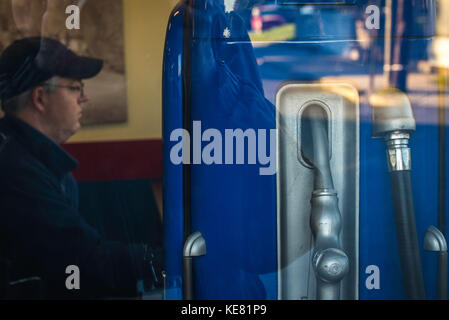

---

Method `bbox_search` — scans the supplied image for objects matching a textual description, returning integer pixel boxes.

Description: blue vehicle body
[163,0,448,299]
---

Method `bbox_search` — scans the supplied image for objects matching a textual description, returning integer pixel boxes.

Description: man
[0,37,162,299]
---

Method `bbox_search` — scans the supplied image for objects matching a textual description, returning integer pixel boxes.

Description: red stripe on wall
[62,139,162,182]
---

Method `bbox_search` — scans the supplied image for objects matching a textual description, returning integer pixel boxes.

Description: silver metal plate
[276,83,360,300]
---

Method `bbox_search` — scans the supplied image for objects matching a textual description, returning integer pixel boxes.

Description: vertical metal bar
[182,257,193,300]
[182,0,194,300]
[384,0,392,82]
[438,68,447,237]
[438,251,448,300]
[182,232,206,300]
[388,0,409,91]
[182,0,193,244]
[424,225,448,299]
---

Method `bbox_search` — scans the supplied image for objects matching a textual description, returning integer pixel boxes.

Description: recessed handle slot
[297,100,332,169]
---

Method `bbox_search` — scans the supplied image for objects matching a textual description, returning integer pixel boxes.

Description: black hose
[390,170,426,299]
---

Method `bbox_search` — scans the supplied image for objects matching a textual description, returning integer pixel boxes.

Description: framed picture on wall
[0,0,128,125]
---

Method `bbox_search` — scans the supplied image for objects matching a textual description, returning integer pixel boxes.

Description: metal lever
[183,231,206,300]
[302,104,349,300]
[424,226,448,300]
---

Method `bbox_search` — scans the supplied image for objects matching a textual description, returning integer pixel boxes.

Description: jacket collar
[2,115,78,177]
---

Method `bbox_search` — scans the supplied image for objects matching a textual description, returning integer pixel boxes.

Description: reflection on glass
[248,3,296,41]
[434,0,449,68]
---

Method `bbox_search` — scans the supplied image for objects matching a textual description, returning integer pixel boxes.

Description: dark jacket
[0,115,147,299]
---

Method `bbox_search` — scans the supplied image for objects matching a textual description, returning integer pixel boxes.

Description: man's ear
[30,86,48,113]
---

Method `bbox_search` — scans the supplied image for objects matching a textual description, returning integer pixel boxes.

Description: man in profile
[0,37,162,299]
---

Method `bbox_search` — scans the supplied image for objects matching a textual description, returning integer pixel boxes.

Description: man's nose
[79,91,89,104]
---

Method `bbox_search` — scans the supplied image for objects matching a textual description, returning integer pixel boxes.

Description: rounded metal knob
[313,248,349,283]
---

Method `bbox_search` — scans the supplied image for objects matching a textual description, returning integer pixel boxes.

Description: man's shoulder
[0,128,30,170]
[0,126,53,189]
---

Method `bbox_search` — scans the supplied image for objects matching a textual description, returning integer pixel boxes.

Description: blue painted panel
[189,1,277,299]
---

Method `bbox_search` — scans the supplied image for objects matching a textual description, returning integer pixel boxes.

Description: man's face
[43,77,87,144]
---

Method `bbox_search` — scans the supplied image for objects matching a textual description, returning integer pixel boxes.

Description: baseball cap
[0,37,103,100]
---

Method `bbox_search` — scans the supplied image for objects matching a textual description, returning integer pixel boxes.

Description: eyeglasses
[42,82,85,97]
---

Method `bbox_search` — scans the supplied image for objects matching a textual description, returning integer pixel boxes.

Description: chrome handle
[302,104,349,300]
[310,190,349,300]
